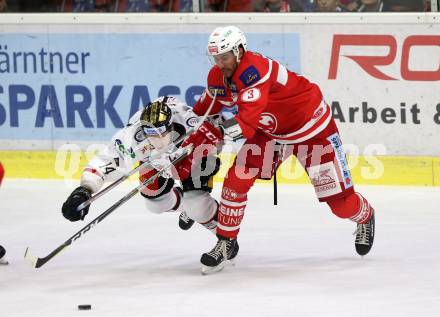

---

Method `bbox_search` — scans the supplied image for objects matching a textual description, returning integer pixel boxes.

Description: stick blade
[24,247,41,268]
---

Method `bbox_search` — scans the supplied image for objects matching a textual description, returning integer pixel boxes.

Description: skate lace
[354,222,371,245]
[208,240,229,260]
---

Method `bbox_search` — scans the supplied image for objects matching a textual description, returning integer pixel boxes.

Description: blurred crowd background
[0,0,434,12]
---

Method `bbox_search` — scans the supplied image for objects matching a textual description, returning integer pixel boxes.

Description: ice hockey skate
[355,210,375,256]
[200,236,239,275]
[178,211,195,230]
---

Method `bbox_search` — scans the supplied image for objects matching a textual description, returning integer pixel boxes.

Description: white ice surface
[1,179,439,317]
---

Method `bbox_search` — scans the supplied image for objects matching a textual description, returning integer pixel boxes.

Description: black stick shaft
[273,169,278,206]
[30,187,140,268]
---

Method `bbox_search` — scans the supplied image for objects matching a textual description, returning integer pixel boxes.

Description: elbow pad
[221,118,243,141]
[80,167,105,193]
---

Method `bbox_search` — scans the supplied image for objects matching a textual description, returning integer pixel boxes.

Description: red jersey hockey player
[176,26,375,274]
[0,161,8,265]
[0,161,3,186]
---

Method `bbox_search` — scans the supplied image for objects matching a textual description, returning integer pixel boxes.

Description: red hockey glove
[174,122,223,181]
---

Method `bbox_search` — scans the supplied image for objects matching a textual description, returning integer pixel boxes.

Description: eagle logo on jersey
[312,169,335,186]
[307,162,342,198]
[258,113,278,133]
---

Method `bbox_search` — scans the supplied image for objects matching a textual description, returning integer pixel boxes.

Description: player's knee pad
[182,190,217,223]
[327,192,372,223]
[142,187,182,214]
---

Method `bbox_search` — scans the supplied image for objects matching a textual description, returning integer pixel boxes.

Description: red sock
[327,192,373,224]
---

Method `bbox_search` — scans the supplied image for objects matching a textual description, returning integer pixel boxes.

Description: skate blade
[201,259,235,275]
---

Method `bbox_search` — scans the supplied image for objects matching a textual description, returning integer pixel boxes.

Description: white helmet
[207,26,247,64]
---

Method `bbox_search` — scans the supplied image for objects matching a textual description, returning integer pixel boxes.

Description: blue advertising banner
[0,32,300,142]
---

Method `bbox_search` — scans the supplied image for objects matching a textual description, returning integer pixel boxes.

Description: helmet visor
[142,124,169,136]
[207,49,237,67]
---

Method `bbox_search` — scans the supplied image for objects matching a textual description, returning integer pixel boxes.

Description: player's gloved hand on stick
[174,121,223,181]
[62,186,93,222]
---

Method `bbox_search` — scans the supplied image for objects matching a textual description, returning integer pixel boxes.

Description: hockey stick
[273,168,278,206]
[76,90,218,212]
[24,146,193,269]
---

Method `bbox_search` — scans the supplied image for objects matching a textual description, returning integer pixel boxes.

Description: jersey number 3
[241,88,261,102]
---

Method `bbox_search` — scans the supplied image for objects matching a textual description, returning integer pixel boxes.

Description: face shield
[207,45,241,66]
[142,122,173,151]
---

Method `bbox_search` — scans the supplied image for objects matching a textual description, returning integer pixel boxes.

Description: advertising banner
[0,28,299,149]
[0,18,439,156]
[297,24,439,156]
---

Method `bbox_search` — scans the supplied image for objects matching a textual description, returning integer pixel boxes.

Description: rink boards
[1,150,440,186]
[0,13,439,185]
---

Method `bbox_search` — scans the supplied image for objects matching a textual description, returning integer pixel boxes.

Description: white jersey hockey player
[61,96,220,232]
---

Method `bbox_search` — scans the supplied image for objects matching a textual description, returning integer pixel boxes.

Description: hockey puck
[0,245,7,265]
[0,245,5,258]
[78,305,92,310]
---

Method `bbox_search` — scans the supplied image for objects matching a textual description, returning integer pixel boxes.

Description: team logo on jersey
[241,88,261,103]
[186,117,198,127]
[258,112,278,133]
[239,66,261,87]
[208,86,227,97]
[115,139,135,159]
[307,162,342,199]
